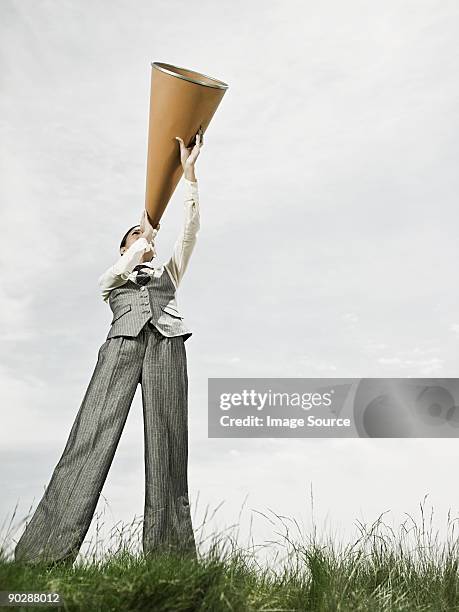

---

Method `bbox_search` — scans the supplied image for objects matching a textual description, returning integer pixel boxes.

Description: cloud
[378,355,444,375]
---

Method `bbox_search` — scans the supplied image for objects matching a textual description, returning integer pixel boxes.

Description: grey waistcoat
[106,267,192,342]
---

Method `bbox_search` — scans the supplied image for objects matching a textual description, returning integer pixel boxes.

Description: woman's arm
[165,130,203,288]
[164,178,201,289]
[98,236,153,302]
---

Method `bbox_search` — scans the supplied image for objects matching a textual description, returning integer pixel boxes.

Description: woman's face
[120,227,142,253]
[120,226,154,262]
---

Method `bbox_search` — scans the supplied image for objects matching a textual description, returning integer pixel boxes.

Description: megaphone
[144,62,229,227]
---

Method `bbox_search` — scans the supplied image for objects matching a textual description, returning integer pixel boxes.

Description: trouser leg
[141,326,196,557]
[14,334,146,565]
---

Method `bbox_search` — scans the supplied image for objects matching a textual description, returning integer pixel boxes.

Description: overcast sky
[1,0,459,563]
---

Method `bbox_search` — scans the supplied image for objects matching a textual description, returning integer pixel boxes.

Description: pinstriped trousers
[14,322,196,565]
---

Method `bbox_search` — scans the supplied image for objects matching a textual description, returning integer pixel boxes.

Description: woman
[14,133,203,566]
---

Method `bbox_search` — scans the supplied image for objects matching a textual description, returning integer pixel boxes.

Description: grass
[0,493,458,611]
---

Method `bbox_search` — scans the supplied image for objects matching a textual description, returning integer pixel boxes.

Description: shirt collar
[129,262,163,276]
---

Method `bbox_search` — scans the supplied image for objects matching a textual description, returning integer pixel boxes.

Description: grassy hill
[1,496,458,611]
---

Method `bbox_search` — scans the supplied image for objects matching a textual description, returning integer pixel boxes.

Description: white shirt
[98,178,200,302]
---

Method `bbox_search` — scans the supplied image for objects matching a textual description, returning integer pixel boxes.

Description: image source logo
[208,378,459,438]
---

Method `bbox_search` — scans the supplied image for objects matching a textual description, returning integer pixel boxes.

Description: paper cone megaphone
[144,62,229,226]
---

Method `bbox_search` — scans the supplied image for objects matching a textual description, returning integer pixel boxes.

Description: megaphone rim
[151,61,229,90]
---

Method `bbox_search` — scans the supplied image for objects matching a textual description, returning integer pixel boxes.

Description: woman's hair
[119,225,141,250]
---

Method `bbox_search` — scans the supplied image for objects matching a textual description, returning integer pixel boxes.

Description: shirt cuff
[112,236,152,275]
[133,236,152,250]
[122,236,153,257]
